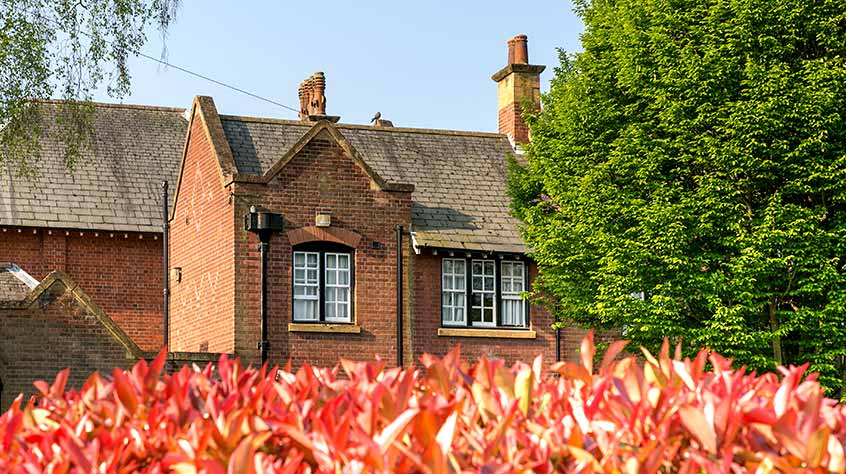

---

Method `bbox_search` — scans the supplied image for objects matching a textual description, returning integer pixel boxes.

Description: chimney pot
[507,38,516,65]
[513,35,529,64]
[298,71,335,121]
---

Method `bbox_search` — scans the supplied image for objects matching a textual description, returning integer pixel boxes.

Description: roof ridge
[219,113,506,139]
[219,114,308,127]
[35,99,186,113]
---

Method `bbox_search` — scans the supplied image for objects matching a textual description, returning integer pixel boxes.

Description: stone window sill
[288,323,361,334]
[437,328,536,339]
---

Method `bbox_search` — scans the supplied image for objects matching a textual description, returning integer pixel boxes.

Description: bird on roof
[370,112,381,124]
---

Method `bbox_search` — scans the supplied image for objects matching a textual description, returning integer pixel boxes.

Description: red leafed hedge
[2,334,846,473]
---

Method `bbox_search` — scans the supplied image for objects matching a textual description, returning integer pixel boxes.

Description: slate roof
[2,101,525,253]
[220,116,526,253]
[0,101,187,232]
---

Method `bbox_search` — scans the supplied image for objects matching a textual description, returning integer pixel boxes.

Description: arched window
[292,242,355,323]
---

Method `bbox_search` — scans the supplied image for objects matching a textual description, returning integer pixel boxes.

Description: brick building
[0,35,596,404]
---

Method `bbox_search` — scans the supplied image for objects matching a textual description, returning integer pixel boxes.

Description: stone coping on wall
[437,328,537,339]
[140,351,231,363]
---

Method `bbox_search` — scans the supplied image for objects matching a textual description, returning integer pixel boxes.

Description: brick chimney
[491,35,545,145]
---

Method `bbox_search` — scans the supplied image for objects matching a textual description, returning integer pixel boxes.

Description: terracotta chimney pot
[512,35,529,64]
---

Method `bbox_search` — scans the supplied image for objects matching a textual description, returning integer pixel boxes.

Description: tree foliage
[510,0,846,393]
[0,0,179,174]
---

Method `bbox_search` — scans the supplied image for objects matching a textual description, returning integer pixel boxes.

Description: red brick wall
[0,282,135,410]
[233,130,413,367]
[169,111,236,353]
[0,228,163,351]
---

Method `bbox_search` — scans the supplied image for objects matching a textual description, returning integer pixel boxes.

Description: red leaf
[679,406,717,454]
[227,432,271,474]
[580,331,595,374]
[112,368,138,414]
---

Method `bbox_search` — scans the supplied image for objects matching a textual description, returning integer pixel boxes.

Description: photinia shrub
[1,333,845,473]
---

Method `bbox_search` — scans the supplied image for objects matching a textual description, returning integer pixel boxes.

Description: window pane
[473,277,482,291]
[326,302,336,319]
[484,277,494,292]
[307,253,318,265]
[294,252,305,266]
[294,269,305,282]
[442,259,468,326]
[485,261,494,275]
[502,280,512,293]
[470,307,481,323]
[513,278,523,293]
[472,261,482,275]
[339,254,349,268]
[339,288,348,303]
[340,270,349,286]
[294,300,318,321]
[472,293,481,307]
[501,297,525,327]
[327,254,336,268]
[327,270,336,285]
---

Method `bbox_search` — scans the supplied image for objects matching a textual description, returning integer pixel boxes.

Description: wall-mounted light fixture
[315,210,331,228]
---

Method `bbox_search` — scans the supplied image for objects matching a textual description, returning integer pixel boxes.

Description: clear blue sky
[94,1,583,132]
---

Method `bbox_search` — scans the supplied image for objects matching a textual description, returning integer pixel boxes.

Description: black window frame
[439,254,530,330]
[292,242,355,324]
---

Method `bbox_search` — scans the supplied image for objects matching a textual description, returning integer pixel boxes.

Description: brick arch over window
[286,226,362,249]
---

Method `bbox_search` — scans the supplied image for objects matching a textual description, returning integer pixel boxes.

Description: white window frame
[471,259,496,327]
[441,259,467,326]
[293,251,320,322]
[440,256,531,330]
[500,260,527,327]
[324,252,352,323]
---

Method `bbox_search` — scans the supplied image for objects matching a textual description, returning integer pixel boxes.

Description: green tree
[1,0,179,174]
[510,0,846,392]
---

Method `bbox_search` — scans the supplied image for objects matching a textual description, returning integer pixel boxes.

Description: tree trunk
[769,301,783,365]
